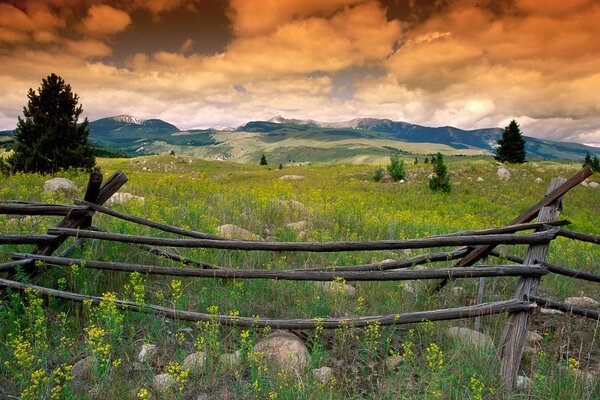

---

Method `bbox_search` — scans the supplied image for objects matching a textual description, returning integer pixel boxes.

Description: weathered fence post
[497,177,565,390]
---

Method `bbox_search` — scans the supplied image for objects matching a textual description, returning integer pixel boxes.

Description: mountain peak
[112,115,146,125]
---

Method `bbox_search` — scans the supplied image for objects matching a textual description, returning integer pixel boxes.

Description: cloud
[179,38,193,53]
[81,4,131,36]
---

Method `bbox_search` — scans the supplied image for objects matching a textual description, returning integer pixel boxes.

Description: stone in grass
[70,355,94,383]
[216,224,260,240]
[44,178,78,194]
[385,355,403,371]
[106,192,145,206]
[284,220,307,231]
[219,350,242,370]
[278,175,305,181]
[526,331,543,343]
[183,351,206,371]
[312,366,333,383]
[138,343,158,364]
[252,330,310,375]
[316,281,357,297]
[445,327,493,349]
[535,177,543,184]
[588,182,599,188]
[564,296,599,308]
[153,373,176,393]
[516,375,532,390]
[497,167,510,180]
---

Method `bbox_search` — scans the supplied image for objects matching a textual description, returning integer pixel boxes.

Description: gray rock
[316,281,357,296]
[588,182,599,188]
[476,177,484,182]
[253,330,309,375]
[272,199,309,218]
[312,366,333,383]
[385,355,403,371]
[516,375,532,390]
[137,343,158,364]
[44,178,78,193]
[535,177,543,184]
[446,327,493,349]
[219,350,241,370]
[153,373,175,393]
[106,192,145,206]
[216,224,260,240]
[380,171,394,183]
[526,331,543,343]
[536,168,545,173]
[285,220,307,231]
[183,351,206,371]
[564,296,599,308]
[278,175,305,181]
[70,356,94,383]
[497,167,510,180]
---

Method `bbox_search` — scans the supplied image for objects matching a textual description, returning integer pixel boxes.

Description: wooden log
[76,200,225,240]
[489,251,600,283]
[432,167,592,291]
[137,245,218,269]
[12,254,548,281]
[526,295,600,320]
[0,234,57,245]
[498,177,565,390]
[47,227,559,252]
[0,259,30,272]
[0,276,535,328]
[556,228,600,245]
[0,203,91,216]
[438,220,570,237]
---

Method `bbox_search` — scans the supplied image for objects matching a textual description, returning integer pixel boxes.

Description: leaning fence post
[497,177,565,390]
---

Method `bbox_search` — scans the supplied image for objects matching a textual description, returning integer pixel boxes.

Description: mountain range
[2,115,599,163]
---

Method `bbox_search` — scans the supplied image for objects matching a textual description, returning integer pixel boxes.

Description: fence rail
[0,166,597,391]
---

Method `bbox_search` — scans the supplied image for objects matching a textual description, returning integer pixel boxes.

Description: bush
[429,152,451,192]
[582,152,600,172]
[386,153,405,181]
[260,154,267,165]
[373,167,384,182]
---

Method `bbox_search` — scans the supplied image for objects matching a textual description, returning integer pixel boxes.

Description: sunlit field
[1,155,598,399]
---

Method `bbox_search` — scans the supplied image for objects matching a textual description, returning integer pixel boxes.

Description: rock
[399,179,405,184]
[497,167,510,180]
[380,171,394,183]
[526,331,543,343]
[476,177,484,182]
[589,182,599,188]
[427,172,436,180]
[219,351,241,370]
[106,192,145,206]
[252,330,309,375]
[138,343,158,364]
[44,178,78,194]
[316,281,357,296]
[279,175,305,181]
[70,356,94,382]
[216,224,260,240]
[312,366,333,383]
[285,220,307,231]
[564,296,599,308]
[385,355,403,371]
[450,286,465,296]
[183,351,206,371]
[271,199,309,218]
[539,308,563,315]
[446,327,493,349]
[401,281,416,296]
[535,177,543,184]
[516,375,532,390]
[536,168,545,173]
[153,373,175,393]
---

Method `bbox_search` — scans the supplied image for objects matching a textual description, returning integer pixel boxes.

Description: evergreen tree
[429,152,451,192]
[386,152,405,181]
[259,154,267,165]
[495,119,526,163]
[9,73,95,173]
[582,152,600,172]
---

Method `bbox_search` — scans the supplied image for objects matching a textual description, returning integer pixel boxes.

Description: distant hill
[1,115,599,162]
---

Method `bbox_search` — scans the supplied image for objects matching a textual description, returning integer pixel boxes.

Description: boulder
[536,168,545,173]
[183,351,206,371]
[589,182,599,188]
[285,220,307,231]
[271,199,309,219]
[252,330,309,375]
[385,355,403,371]
[70,356,94,383]
[534,177,543,184]
[476,177,484,182]
[380,171,394,183]
[446,327,493,349]
[278,175,305,181]
[44,178,78,194]
[316,281,357,296]
[312,366,333,383]
[497,167,510,180]
[216,224,259,240]
[564,296,599,308]
[106,192,145,206]
[219,351,241,370]
[526,331,543,343]
[153,373,175,393]
[516,375,532,390]
[137,343,158,364]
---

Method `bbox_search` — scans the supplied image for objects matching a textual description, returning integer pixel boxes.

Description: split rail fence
[1,167,598,390]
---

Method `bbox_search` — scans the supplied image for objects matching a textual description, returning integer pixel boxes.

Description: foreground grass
[0,155,598,399]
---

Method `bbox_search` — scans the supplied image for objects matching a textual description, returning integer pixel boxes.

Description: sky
[1,0,599,146]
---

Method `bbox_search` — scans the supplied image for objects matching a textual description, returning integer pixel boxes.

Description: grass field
[0,155,598,399]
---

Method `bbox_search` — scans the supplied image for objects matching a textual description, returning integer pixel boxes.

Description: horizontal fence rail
[0,277,535,329]
[47,227,560,252]
[12,254,548,281]
[0,203,91,217]
[526,295,600,320]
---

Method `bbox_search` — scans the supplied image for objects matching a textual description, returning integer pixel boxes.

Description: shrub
[429,152,451,192]
[386,153,405,181]
[373,167,384,182]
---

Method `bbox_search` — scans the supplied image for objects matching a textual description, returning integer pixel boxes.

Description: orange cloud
[82,4,131,36]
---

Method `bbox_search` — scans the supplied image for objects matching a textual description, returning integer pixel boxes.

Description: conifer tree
[259,154,267,165]
[9,73,95,173]
[429,152,451,192]
[495,119,526,163]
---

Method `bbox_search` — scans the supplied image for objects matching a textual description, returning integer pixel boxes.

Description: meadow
[0,155,598,399]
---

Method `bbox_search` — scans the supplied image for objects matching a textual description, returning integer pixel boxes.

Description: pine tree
[259,154,267,165]
[9,73,95,173]
[429,152,451,192]
[582,152,600,172]
[495,119,526,163]
[386,152,405,181]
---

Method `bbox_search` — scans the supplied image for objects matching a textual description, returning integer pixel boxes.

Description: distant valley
[2,115,599,163]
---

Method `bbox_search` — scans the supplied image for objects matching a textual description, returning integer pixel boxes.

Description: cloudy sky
[1,0,599,146]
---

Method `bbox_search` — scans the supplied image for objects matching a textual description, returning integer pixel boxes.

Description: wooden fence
[0,166,598,390]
